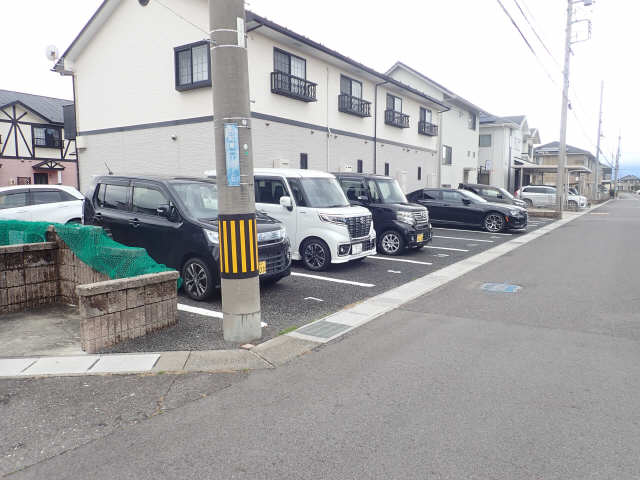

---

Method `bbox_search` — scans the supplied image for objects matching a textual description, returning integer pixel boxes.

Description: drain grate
[295,320,352,339]
[481,283,522,293]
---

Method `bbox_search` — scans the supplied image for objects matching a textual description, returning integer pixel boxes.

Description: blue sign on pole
[224,123,240,187]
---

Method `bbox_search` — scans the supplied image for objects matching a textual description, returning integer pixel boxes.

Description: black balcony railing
[418,121,438,136]
[338,94,371,117]
[270,71,317,102]
[384,109,410,128]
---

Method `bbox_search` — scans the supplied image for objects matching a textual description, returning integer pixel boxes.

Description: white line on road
[370,256,433,265]
[423,245,470,252]
[590,212,609,215]
[387,270,402,274]
[291,272,375,288]
[177,303,223,318]
[433,235,495,243]
[434,227,512,236]
[304,297,324,302]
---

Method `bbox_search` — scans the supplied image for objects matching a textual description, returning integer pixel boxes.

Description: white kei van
[207,168,376,271]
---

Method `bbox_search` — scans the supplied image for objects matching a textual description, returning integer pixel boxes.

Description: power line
[511,0,562,69]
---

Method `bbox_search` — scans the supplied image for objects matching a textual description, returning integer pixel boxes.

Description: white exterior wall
[441,106,479,187]
[69,0,438,192]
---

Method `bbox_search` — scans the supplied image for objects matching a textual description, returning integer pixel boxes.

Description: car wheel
[378,230,405,256]
[524,198,533,208]
[301,238,331,271]
[568,200,578,211]
[182,258,214,301]
[483,213,505,233]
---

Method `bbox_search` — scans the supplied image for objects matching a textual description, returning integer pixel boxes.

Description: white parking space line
[590,212,609,215]
[291,272,375,288]
[434,227,512,236]
[423,245,470,252]
[433,235,495,243]
[178,303,223,318]
[369,256,433,265]
[304,297,324,302]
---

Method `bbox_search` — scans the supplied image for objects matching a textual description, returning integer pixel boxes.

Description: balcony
[338,94,371,117]
[418,121,438,136]
[270,71,317,102]
[384,109,409,128]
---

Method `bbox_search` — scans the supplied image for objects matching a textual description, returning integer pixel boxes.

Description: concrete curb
[0,202,608,379]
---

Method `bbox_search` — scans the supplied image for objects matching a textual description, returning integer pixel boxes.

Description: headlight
[203,228,219,244]
[396,211,416,225]
[508,209,520,216]
[319,213,347,225]
[257,228,286,242]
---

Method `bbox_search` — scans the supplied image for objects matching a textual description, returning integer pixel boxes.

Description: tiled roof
[0,89,72,123]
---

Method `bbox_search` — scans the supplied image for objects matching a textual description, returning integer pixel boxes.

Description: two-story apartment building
[478,113,540,192]
[0,90,77,187]
[618,174,640,192]
[53,0,449,192]
[532,142,598,198]
[385,62,483,188]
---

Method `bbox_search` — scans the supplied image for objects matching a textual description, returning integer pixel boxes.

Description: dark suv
[84,175,290,301]
[333,173,431,255]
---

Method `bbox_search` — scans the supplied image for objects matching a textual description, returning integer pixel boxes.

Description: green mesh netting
[0,220,180,286]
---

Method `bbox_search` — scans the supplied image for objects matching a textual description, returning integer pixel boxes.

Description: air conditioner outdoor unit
[273,158,289,168]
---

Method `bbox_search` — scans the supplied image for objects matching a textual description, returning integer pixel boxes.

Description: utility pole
[210,0,261,342]
[556,0,593,216]
[614,133,621,197]
[593,80,603,202]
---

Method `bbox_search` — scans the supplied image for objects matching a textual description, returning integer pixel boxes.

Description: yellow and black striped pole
[218,213,260,279]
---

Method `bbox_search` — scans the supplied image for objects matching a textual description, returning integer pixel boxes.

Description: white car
[0,185,84,224]
[206,168,376,271]
[515,185,587,210]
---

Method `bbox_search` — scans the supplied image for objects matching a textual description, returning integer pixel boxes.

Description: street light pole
[593,80,603,202]
[209,0,261,343]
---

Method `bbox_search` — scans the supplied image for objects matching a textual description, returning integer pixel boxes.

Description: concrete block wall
[76,271,179,353]
[0,242,59,314]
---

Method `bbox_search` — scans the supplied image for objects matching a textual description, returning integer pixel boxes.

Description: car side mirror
[279,195,293,211]
[462,198,472,205]
[357,195,369,204]
[497,194,504,199]
[157,205,170,217]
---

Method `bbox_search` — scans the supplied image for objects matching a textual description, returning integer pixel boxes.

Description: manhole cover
[296,320,351,339]
[481,283,522,293]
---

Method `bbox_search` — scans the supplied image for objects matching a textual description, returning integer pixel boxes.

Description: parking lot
[104,218,555,353]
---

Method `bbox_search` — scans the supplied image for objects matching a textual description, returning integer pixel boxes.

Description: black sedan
[406,188,527,233]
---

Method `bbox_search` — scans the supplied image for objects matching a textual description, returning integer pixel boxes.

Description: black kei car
[333,173,431,255]
[84,175,291,301]
[406,187,527,233]
[458,183,527,208]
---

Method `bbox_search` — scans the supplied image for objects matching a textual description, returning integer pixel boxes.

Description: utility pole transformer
[209,0,261,342]
[593,81,603,202]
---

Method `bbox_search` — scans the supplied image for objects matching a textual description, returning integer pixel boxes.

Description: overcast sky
[3,0,638,176]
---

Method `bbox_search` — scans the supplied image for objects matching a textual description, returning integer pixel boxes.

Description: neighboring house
[533,142,599,199]
[0,90,77,187]
[53,0,450,192]
[478,113,540,192]
[386,62,483,188]
[619,174,640,191]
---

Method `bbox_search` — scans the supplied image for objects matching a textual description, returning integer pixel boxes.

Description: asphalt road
[103,220,554,353]
[5,197,639,478]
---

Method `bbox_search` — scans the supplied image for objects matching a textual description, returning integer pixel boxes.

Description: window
[0,192,28,209]
[479,187,501,199]
[132,186,169,216]
[255,178,289,204]
[31,190,64,205]
[386,94,402,112]
[286,178,307,207]
[100,184,130,210]
[300,153,308,169]
[340,75,362,98]
[418,167,422,180]
[423,190,441,200]
[442,190,463,202]
[357,159,363,173]
[174,41,211,91]
[442,145,452,165]
[468,112,477,130]
[32,126,62,148]
[339,179,367,202]
[420,107,432,123]
[33,173,49,184]
[274,48,306,79]
[367,180,382,203]
[384,162,390,176]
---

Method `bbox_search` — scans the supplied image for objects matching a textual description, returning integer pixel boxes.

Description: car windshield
[459,189,487,203]
[171,181,218,219]
[298,178,350,208]
[497,187,515,200]
[374,179,408,204]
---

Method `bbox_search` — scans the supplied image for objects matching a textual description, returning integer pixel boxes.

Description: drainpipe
[71,73,81,190]
[436,109,444,187]
[326,67,331,172]
[507,129,513,191]
[373,81,387,175]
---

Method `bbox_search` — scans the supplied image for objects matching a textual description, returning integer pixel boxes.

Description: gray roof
[534,141,594,158]
[620,174,640,181]
[479,113,526,126]
[0,89,72,124]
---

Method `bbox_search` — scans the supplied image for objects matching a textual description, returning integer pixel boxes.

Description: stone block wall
[76,271,179,353]
[0,242,59,314]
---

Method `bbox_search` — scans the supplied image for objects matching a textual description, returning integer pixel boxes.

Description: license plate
[417,233,424,242]
[258,260,266,274]
[352,243,363,255]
